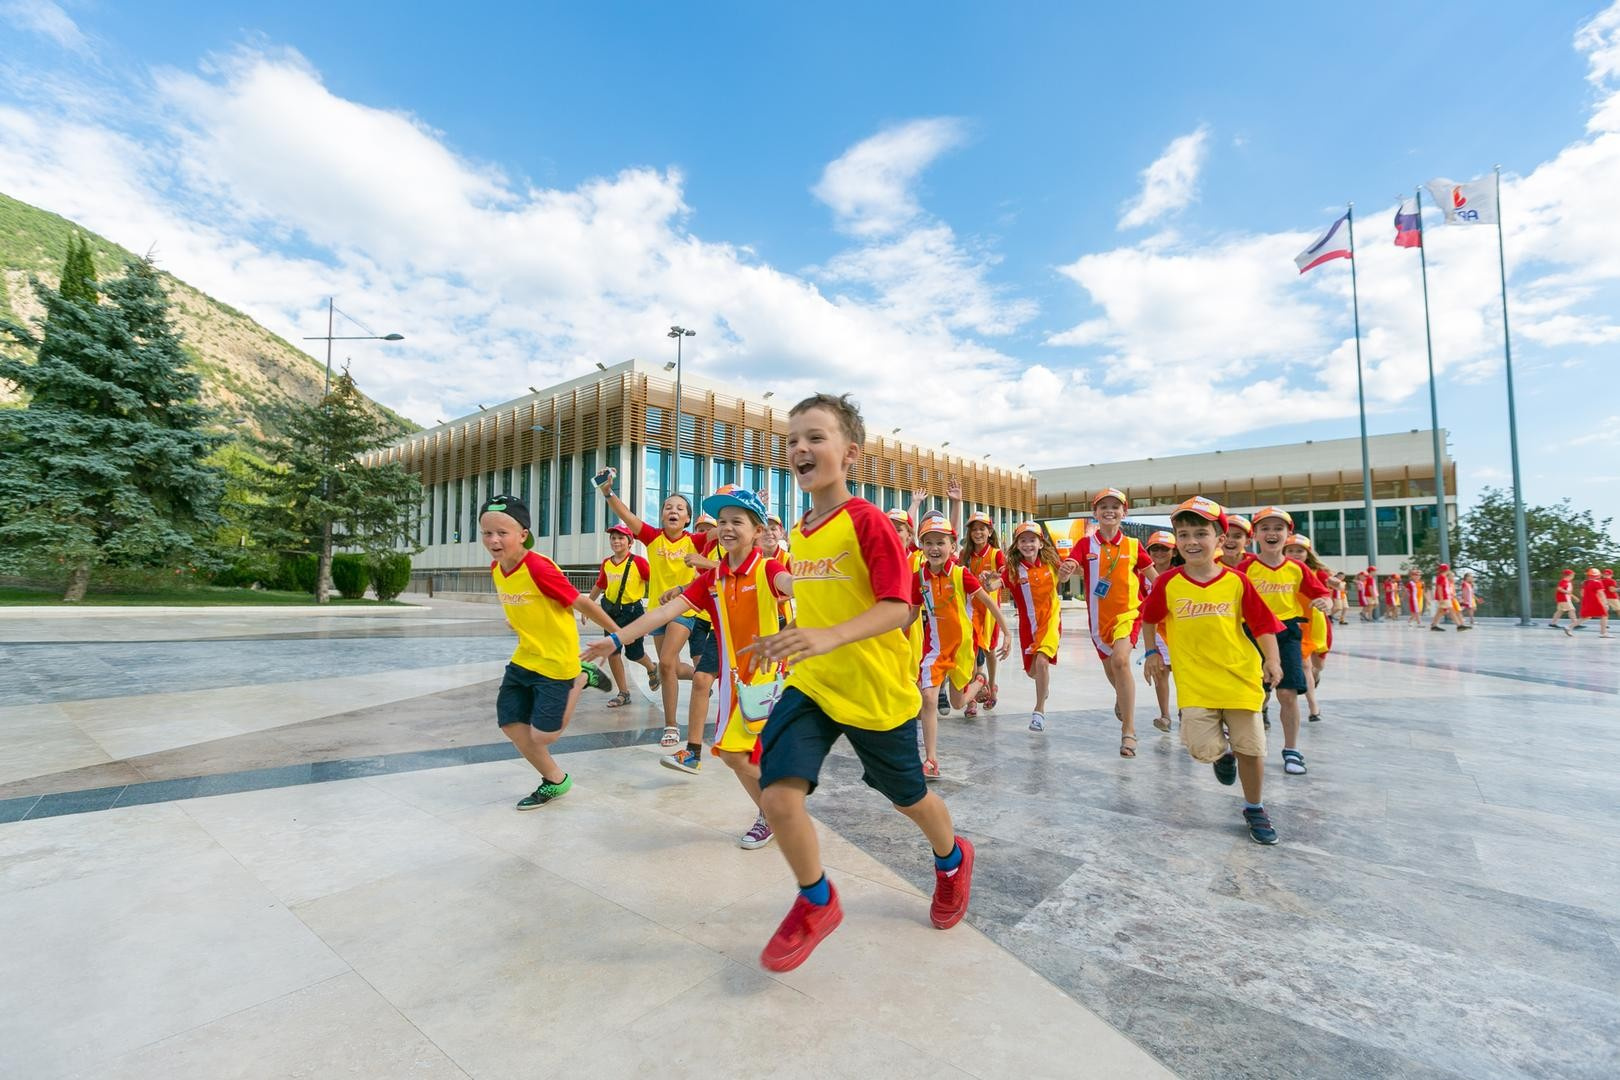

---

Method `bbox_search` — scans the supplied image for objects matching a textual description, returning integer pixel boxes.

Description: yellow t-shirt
[1140,566,1283,712]
[493,552,582,679]
[596,555,649,604]
[787,499,916,730]
[1240,555,1329,623]
[637,522,714,622]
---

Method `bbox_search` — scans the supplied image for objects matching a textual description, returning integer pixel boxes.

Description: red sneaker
[760,881,844,972]
[930,836,975,929]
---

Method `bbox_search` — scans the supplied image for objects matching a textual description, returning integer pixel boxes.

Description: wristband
[608,632,624,655]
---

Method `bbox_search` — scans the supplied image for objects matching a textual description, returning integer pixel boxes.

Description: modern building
[363,358,1037,591]
[1032,430,1458,573]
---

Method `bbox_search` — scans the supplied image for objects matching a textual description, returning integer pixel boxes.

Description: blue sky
[3,0,1619,530]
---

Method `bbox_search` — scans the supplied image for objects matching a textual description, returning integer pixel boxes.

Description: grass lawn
[0,585,406,606]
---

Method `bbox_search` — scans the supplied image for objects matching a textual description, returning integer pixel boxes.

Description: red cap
[1437,563,1450,572]
[606,524,634,538]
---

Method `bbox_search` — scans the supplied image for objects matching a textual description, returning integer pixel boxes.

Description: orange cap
[1226,514,1253,535]
[1146,530,1175,549]
[966,510,994,528]
[694,513,717,529]
[917,513,955,539]
[1284,533,1312,551]
[887,508,914,528]
[1252,506,1294,528]
[1012,521,1045,541]
[1172,495,1227,526]
[1092,487,1129,510]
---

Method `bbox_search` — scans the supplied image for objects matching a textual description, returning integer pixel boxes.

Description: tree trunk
[316,519,335,604]
[63,560,92,603]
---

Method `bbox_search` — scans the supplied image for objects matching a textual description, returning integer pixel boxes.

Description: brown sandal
[1120,735,1137,758]
[606,691,632,708]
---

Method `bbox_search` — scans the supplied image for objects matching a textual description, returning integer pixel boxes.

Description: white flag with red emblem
[1425,176,1498,225]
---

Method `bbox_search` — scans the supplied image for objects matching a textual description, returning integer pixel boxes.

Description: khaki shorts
[1180,707,1265,762]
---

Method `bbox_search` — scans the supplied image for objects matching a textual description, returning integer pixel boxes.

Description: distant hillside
[0,192,418,437]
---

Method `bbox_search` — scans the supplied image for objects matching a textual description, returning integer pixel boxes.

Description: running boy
[1220,515,1252,569]
[590,524,658,707]
[1429,564,1468,631]
[1383,573,1401,620]
[1062,488,1155,758]
[481,495,615,809]
[1143,530,1176,734]
[1580,568,1612,637]
[1242,508,1332,775]
[585,486,792,847]
[1458,571,1477,626]
[960,510,1008,717]
[913,512,1010,778]
[1006,522,1076,732]
[1405,569,1424,627]
[750,394,974,972]
[1142,497,1285,844]
[1550,570,1578,634]
[599,476,715,767]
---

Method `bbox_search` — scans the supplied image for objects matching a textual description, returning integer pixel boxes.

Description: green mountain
[0,192,418,436]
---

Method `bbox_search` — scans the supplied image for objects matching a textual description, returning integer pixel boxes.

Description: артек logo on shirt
[792,551,852,582]
[1252,579,1294,595]
[499,592,530,606]
[1172,597,1234,619]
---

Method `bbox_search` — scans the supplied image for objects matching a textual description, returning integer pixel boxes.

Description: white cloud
[1118,125,1210,230]
[0,0,87,53]
[812,118,966,238]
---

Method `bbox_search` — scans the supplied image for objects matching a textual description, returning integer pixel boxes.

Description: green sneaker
[581,661,612,693]
[516,773,572,810]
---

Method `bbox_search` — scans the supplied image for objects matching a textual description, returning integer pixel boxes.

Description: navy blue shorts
[1269,618,1308,694]
[601,600,647,661]
[496,663,575,733]
[759,687,927,807]
[689,618,719,676]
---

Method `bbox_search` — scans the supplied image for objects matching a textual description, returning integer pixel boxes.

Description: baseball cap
[1092,487,1129,509]
[1588,567,1602,577]
[1012,521,1045,541]
[966,510,994,528]
[1226,514,1253,536]
[700,484,767,524]
[605,523,634,538]
[1284,534,1312,550]
[1438,563,1450,572]
[693,513,718,529]
[481,495,534,549]
[1171,496,1229,532]
[917,512,956,538]
[1251,507,1294,528]
[1562,568,1575,576]
[1146,530,1175,550]
[888,508,914,528]
[1367,566,1378,573]
[766,513,783,528]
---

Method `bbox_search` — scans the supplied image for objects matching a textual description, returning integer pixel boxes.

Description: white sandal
[659,726,680,748]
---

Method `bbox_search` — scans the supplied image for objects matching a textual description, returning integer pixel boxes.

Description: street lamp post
[299,297,404,603]
[667,326,695,484]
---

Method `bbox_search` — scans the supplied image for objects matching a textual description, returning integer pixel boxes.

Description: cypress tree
[0,257,223,600]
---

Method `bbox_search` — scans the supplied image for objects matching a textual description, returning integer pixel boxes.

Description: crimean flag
[1295,211,1353,274]
[1393,200,1422,248]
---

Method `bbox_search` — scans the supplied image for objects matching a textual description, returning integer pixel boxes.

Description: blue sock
[799,875,831,906]
[1244,801,1264,812]
[935,841,963,872]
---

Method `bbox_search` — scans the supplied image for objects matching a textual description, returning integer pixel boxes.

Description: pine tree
[248,369,420,602]
[0,256,223,601]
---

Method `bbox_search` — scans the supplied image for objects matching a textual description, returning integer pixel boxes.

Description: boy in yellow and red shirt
[480,495,617,810]
[1061,488,1156,758]
[751,393,975,973]
[589,524,657,706]
[1239,507,1332,777]
[1143,497,1285,845]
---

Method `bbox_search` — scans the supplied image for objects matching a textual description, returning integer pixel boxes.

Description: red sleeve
[848,501,911,603]
[1295,560,1331,599]
[695,531,717,554]
[1239,574,1285,636]
[634,521,660,545]
[963,569,983,594]
[1140,568,1173,623]
[995,549,1007,573]
[680,569,718,619]
[763,559,791,598]
[633,556,650,577]
[1133,543,1153,573]
[523,552,579,606]
[593,565,609,590]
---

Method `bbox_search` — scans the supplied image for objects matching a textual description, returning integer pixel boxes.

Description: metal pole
[551,393,560,560]
[1495,165,1533,625]
[1346,204,1379,585]
[1414,186,1452,568]
[324,296,334,397]
[674,333,683,489]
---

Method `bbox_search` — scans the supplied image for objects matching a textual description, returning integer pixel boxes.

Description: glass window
[535,462,551,537]
[679,452,702,499]
[502,467,513,495]
[452,478,463,543]
[863,483,879,504]
[713,421,731,457]
[646,405,667,443]
[714,459,738,488]
[800,487,811,519]
[1313,509,1342,556]
[771,468,791,523]
[487,470,497,500]
[519,463,531,506]
[1343,507,1367,557]
[744,462,765,494]
[440,482,450,544]
[644,447,669,517]
[560,457,574,535]
[581,450,597,533]
[1375,505,1407,555]
[418,489,428,546]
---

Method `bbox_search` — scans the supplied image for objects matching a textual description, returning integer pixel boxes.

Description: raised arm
[947,479,963,536]
[581,591,695,663]
[598,475,647,535]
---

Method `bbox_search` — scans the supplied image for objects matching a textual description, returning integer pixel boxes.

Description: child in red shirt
[1550,570,1578,635]
[1579,569,1612,637]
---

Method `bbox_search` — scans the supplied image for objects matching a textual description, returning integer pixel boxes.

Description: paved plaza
[1,601,1616,1079]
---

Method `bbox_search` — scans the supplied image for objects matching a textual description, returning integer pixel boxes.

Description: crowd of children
[475,391,1616,973]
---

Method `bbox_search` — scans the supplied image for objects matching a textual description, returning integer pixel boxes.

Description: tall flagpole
[1346,204,1379,584]
[1494,165,1532,625]
[1414,186,1452,568]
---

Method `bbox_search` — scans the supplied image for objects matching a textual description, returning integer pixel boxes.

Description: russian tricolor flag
[1393,200,1423,248]
[1295,212,1353,274]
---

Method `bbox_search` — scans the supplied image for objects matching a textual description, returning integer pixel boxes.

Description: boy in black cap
[481,494,616,809]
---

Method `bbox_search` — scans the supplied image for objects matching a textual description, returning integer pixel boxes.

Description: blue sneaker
[661,748,702,774]
[1243,805,1278,845]
[1212,752,1237,786]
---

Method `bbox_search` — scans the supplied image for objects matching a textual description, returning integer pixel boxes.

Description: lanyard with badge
[1092,535,1124,599]
[714,563,783,733]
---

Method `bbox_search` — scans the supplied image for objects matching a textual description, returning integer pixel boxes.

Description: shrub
[369,552,412,602]
[274,553,319,594]
[331,553,369,599]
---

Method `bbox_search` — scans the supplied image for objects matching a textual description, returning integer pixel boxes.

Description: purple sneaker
[739,815,775,849]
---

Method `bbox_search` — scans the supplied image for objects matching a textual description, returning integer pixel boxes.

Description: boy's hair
[790,392,866,447]
[1170,510,1218,534]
